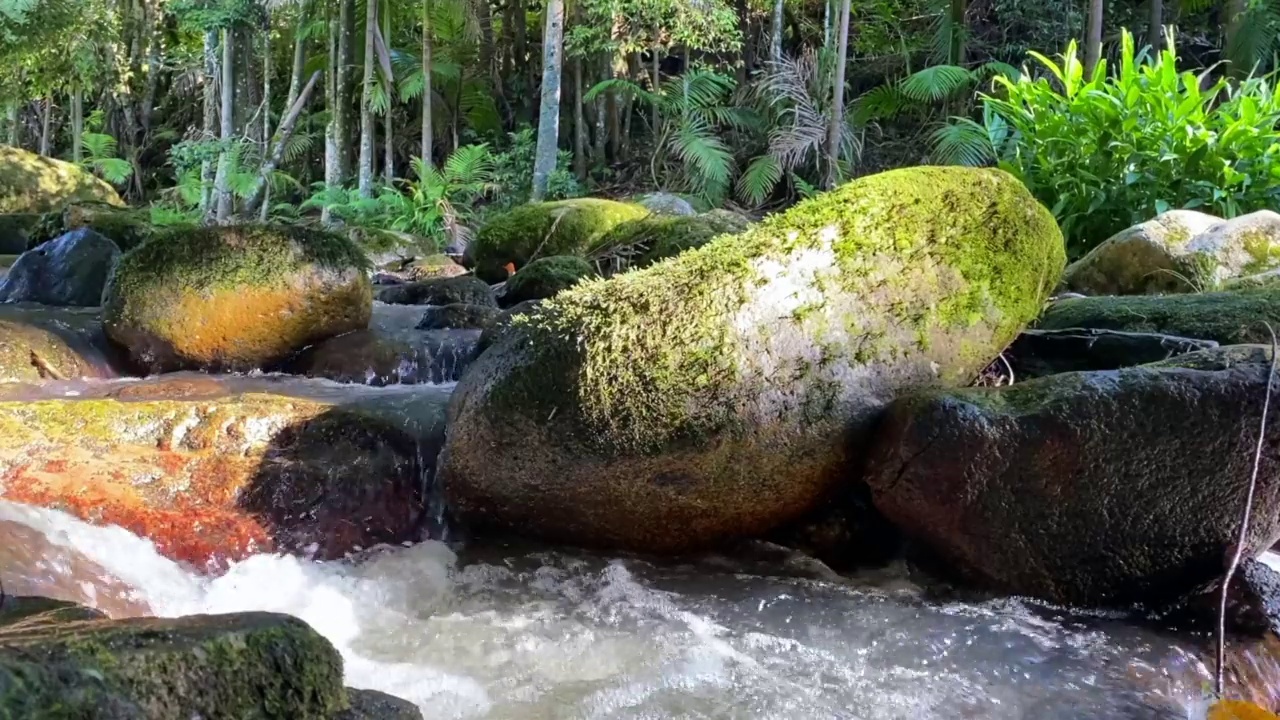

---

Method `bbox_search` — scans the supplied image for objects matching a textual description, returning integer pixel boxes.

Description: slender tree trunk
[824,0,832,47]
[1147,0,1163,53]
[382,0,394,181]
[515,0,533,123]
[263,20,272,154]
[324,12,340,224]
[140,0,161,134]
[6,104,17,147]
[1224,0,1247,77]
[651,36,661,138]
[214,28,236,223]
[70,87,83,163]
[573,51,587,179]
[38,97,51,156]
[531,0,565,201]
[594,53,609,164]
[771,0,784,63]
[338,0,355,180]
[1085,0,1104,80]
[285,6,308,110]
[622,52,638,157]
[245,71,322,215]
[201,29,218,214]
[358,0,377,196]
[824,0,850,189]
[422,0,433,167]
[948,0,966,65]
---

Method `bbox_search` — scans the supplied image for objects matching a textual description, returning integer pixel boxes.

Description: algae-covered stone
[440,166,1066,553]
[475,300,541,356]
[103,225,372,373]
[471,198,648,282]
[405,253,467,280]
[0,606,346,719]
[593,210,753,273]
[0,228,121,306]
[0,145,124,214]
[416,303,500,330]
[375,275,497,307]
[502,255,596,305]
[1037,286,1280,345]
[864,345,1280,607]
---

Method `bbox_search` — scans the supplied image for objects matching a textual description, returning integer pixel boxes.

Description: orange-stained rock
[0,377,449,572]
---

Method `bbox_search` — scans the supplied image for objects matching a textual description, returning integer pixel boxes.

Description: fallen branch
[242,70,322,217]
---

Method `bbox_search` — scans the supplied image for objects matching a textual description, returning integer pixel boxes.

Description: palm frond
[930,117,997,166]
[899,64,976,102]
[736,155,783,206]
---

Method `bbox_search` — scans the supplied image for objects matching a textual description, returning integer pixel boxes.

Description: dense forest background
[0,0,1276,251]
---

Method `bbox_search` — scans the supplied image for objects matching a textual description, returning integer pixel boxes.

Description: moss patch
[0,146,123,214]
[405,253,466,280]
[592,210,753,273]
[471,198,648,282]
[503,255,596,305]
[28,203,167,252]
[1037,287,1280,345]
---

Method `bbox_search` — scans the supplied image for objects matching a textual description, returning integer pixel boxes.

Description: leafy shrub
[491,128,582,209]
[936,30,1280,257]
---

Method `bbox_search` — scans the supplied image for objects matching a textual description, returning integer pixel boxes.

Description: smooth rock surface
[0,228,120,306]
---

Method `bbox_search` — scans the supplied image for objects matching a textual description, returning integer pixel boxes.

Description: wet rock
[0,304,121,381]
[636,192,697,217]
[0,145,123,214]
[103,225,372,373]
[1001,328,1217,380]
[375,275,496,307]
[1214,559,1280,637]
[1060,210,1221,295]
[405,254,467,281]
[0,213,39,253]
[471,199,648,282]
[285,328,481,385]
[592,209,753,274]
[864,345,1280,607]
[0,375,450,570]
[1037,286,1280,345]
[340,689,425,720]
[501,255,596,305]
[416,303,500,330]
[28,203,162,253]
[0,604,346,719]
[441,167,1065,553]
[475,300,541,356]
[0,228,120,306]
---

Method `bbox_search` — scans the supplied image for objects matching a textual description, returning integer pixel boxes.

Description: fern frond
[900,65,976,102]
[736,155,783,206]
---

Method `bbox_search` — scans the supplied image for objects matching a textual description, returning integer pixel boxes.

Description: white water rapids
[0,495,1258,719]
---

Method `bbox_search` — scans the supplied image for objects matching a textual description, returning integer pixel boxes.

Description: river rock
[0,603,346,719]
[103,225,371,373]
[28,203,161,253]
[1038,286,1280,345]
[1002,328,1217,380]
[416,303,500,330]
[471,198,649,282]
[286,328,481,385]
[376,275,497,307]
[0,375,449,570]
[475,300,541,356]
[864,345,1280,607]
[637,192,697,217]
[341,689,425,720]
[0,145,124,214]
[593,210,753,274]
[440,166,1065,553]
[501,255,596,305]
[405,253,467,280]
[0,228,120,306]
[0,310,118,383]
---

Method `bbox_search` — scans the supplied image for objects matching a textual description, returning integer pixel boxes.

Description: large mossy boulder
[1061,210,1280,295]
[0,228,120,306]
[864,345,1280,607]
[103,225,372,373]
[375,275,496,307]
[0,145,124,214]
[470,198,648,282]
[593,210,754,273]
[501,255,596,305]
[1037,286,1280,345]
[440,166,1066,553]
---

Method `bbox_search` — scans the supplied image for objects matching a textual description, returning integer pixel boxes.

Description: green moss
[0,146,123,214]
[503,255,596,304]
[405,253,465,280]
[592,210,754,272]
[471,198,648,282]
[1037,286,1280,345]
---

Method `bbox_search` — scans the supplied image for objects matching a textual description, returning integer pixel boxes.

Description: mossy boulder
[1061,210,1280,295]
[439,166,1066,553]
[405,253,467,281]
[0,228,121,306]
[0,376,449,569]
[475,300,541,356]
[636,192,697,217]
[864,345,1280,607]
[501,255,596,305]
[103,225,372,373]
[375,275,496,307]
[27,203,164,253]
[593,210,754,273]
[0,604,346,719]
[416,303,500,330]
[0,145,124,214]
[1037,286,1280,345]
[471,198,648,282]
[283,327,482,385]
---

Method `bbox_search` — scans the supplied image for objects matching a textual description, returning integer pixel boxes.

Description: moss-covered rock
[0,376,448,569]
[0,145,124,214]
[864,344,1280,607]
[591,210,754,274]
[1037,286,1280,345]
[0,604,347,719]
[405,254,467,280]
[416,303,500,330]
[636,192,697,217]
[0,319,107,382]
[439,166,1066,553]
[470,198,648,282]
[375,275,496,307]
[475,300,541,356]
[0,227,121,306]
[501,255,596,305]
[103,225,372,373]
[27,203,165,253]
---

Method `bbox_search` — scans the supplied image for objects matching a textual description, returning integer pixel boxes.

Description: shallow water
[0,498,1251,720]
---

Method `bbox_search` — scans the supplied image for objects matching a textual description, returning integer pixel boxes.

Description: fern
[79,132,133,184]
[736,155,783,206]
[900,65,975,102]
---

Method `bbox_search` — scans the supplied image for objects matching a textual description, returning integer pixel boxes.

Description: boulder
[283,328,481,385]
[1037,286,1280,345]
[440,166,1065,553]
[0,318,110,382]
[864,345,1280,607]
[1001,328,1217,380]
[636,192,697,217]
[416,303,500,330]
[405,254,467,281]
[375,276,496,307]
[0,228,120,306]
[28,203,162,253]
[470,198,648,282]
[1061,210,1280,295]
[475,299,541,356]
[0,602,346,719]
[340,689,424,720]
[501,255,596,305]
[0,213,39,253]
[0,375,449,570]
[0,145,124,214]
[592,210,753,274]
[103,225,372,373]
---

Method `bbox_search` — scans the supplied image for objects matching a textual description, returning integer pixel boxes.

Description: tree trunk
[39,97,52,157]
[6,104,18,147]
[531,0,565,201]
[770,0,784,63]
[285,6,309,110]
[214,28,236,223]
[70,87,83,163]
[201,29,218,214]
[824,0,850,189]
[422,0,434,167]
[358,0,377,197]
[1224,0,1247,77]
[382,0,394,181]
[573,52,587,179]
[140,0,161,134]
[948,0,966,65]
[1085,0,1104,80]
[1147,0,1163,53]
[651,35,661,138]
[245,71,322,215]
[323,12,340,224]
[515,0,531,122]
[263,21,273,153]
[594,53,609,164]
[621,52,638,157]
[824,0,832,47]
[338,0,355,180]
